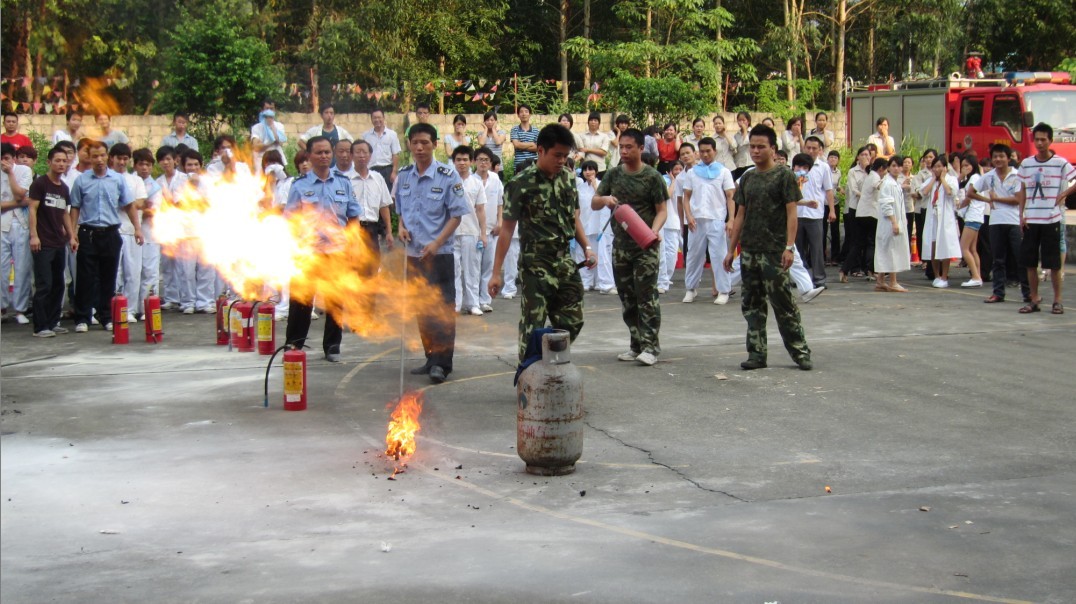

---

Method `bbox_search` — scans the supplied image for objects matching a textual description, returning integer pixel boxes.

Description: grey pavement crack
[585,419,748,502]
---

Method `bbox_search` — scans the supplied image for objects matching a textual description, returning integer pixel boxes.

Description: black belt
[79,224,119,232]
[359,221,379,227]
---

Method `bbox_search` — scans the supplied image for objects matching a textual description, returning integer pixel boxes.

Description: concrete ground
[2,263,1074,604]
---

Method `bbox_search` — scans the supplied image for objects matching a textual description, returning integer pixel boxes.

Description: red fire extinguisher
[256,302,276,355]
[215,294,230,345]
[282,348,307,411]
[230,301,255,352]
[111,293,129,344]
[613,204,659,250]
[144,291,163,343]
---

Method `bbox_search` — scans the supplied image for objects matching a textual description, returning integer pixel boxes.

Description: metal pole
[398,251,408,400]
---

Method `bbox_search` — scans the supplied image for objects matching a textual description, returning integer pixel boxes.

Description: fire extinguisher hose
[225,299,243,352]
[263,341,303,408]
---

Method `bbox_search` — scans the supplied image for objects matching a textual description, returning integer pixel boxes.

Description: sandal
[1018,299,1042,314]
[889,284,909,293]
[874,285,889,292]
[839,271,848,284]
[983,295,1004,304]
[1052,302,1064,315]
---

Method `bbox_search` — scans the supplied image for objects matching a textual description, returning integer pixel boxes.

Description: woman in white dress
[874,156,912,292]
[919,154,963,288]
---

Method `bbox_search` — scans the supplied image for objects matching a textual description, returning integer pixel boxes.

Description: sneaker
[205,306,217,314]
[936,279,950,288]
[469,307,484,316]
[617,351,638,362]
[194,307,209,314]
[502,293,515,300]
[600,287,618,295]
[657,287,667,294]
[714,293,730,305]
[127,313,138,324]
[801,286,825,303]
[33,329,56,338]
[75,323,89,333]
[14,313,29,325]
[274,314,288,322]
[104,322,113,331]
[635,351,657,366]
[91,316,100,325]
[324,352,341,363]
[480,304,493,313]
[160,302,177,311]
[52,324,69,334]
[961,279,983,288]
[182,307,195,315]
[310,310,320,321]
[682,289,697,303]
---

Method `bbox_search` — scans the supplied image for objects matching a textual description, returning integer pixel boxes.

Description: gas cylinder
[613,203,659,250]
[111,293,129,345]
[215,294,230,345]
[516,330,584,475]
[282,348,307,411]
[144,292,163,343]
[230,301,255,352]
[256,302,276,355]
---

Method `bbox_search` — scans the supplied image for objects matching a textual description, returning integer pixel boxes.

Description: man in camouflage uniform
[489,124,597,361]
[592,128,668,366]
[723,124,812,371]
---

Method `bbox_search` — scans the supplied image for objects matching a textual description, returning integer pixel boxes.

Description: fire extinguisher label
[230,312,241,334]
[151,309,162,331]
[257,316,272,341]
[283,361,303,396]
[118,305,127,319]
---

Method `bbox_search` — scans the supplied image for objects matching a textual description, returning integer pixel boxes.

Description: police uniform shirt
[285,170,361,227]
[69,168,131,227]
[393,161,470,257]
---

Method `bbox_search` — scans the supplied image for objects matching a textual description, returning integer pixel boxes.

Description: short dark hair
[1031,122,1053,140]
[47,146,67,161]
[815,111,828,121]
[990,143,1013,157]
[54,140,76,154]
[804,135,824,148]
[350,139,373,153]
[871,157,889,171]
[305,135,331,150]
[173,112,189,121]
[2,112,18,121]
[587,112,601,123]
[614,114,630,126]
[83,140,107,154]
[619,128,645,148]
[828,150,841,159]
[109,143,132,158]
[679,142,696,152]
[536,124,576,150]
[451,145,474,160]
[407,123,438,142]
[319,104,335,114]
[876,116,888,127]
[887,155,903,168]
[370,108,385,117]
[213,134,236,152]
[930,154,948,168]
[67,110,83,122]
[483,110,497,121]
[787,116,804,129]
[132,147,155,165]
[516,104,532,114]
[156,146,177,162]
[415,103,431,112]
[791,153,813,169]
[558,113,574,127]
[693,117,706,127]
[262,149,284,169]
[775,149,788,161]
[174,143,191,157]
[640,152,658,167]
[181,149,203,167]
[293,150,309,170]
[697,136,717,151]
[16,146,37,160]
[452,114,466,125]
[748,124,777,148]
[474,146,495,161]
[580,159,599,172]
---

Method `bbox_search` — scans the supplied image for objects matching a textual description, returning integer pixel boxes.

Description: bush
[602,74,713,128]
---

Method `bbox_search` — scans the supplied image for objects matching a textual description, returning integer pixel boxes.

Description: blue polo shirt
[510,124,539,167]
[393,161,470,257]
[69,168,131,227]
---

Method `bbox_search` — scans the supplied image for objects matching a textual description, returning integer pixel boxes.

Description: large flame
[152,165,453,342]
[385,392,424,461]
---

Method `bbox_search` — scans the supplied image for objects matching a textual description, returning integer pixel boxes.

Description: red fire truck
[846,72,1075,165]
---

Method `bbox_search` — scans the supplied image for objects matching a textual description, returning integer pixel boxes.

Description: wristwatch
[585,246,593,250]
[784,245,795,251]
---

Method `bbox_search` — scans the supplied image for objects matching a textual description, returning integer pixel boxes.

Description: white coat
[874,174,911,273]
[918,174,962,260]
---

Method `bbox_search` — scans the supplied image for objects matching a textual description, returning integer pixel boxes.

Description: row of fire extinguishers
[108,289,308,412]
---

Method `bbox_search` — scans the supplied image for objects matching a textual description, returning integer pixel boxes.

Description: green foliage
[968,0,1076,70]
[754,79,825,122]
[27,130,53,176]
[158,3,281,137]
[1058,58,1076,81]
[602,74,713,128]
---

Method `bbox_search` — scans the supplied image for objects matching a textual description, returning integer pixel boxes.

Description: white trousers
[684,218,731,293]
[658,227,682,290]
[453,234,481,311]
[728,246,815,295]
[1,222,32,312]
[117,232,143,311]
[501,238,521,296]
[479,234,495,306]
[574,232,615,290]
[176,239,217,310]
[139,222,161,306]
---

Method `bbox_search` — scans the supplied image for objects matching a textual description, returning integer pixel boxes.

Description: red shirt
[656,137,679,162]
[1,133,33,151]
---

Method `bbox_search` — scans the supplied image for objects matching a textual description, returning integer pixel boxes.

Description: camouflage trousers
[517,252,585,361]
[740,251,810,364]
[612,244,661,356]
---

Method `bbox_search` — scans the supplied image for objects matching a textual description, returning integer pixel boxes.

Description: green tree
[968,0,1075,70]
[602,74,713,128]
[157,5,281,136]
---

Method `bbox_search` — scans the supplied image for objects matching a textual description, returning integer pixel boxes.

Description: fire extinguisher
[230,301,255,352]
[215,294,230,345]
[144,290,163,343]
[111,293,129,345]
[256,302,276,355]
[613,204,660,250]
[263,343,307,411]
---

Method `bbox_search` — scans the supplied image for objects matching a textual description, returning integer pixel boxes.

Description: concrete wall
[18,112,849,149]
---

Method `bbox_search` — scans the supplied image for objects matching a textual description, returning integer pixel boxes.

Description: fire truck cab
[846,72,1076,165]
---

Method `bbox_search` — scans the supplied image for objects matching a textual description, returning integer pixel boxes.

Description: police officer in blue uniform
[394,123,471,383]
[284,135,362,362]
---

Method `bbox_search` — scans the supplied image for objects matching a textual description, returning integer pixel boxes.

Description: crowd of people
[1,104,1072,377]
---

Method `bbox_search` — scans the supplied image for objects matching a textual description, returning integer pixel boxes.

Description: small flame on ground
[385,391,424,464]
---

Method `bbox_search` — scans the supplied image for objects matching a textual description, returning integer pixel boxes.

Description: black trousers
[840,209,857,270]
[796,218,826,286]
[286,293,343,355]
[409,253,456,374]
[842,216,875,274]
[977,215,993,281]
[371,166,394,238]
[827,216,841,262]
[989,224,1030,300]
[32,246,66,332]
[74,225,121,325]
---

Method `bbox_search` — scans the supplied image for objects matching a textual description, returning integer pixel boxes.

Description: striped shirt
[510,124,539,167]
[1019,153,1076,224]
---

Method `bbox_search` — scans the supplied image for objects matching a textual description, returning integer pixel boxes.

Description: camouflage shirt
[734,165,802,254]
[595,164,668,251]
[504,165,578,253]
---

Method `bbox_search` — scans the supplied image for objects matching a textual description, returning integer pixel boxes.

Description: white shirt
[960,173,987,223]
[845,164,867,212]
[578,178,609,235]
[156,171,190,206]
[476,171,503,234]
[299,124,353,143]
[362,128,401,168]
[53,129,78,144]
[263,164,290,207]
[456,172,485,237]
[867,133,896,157]
[206,160,253,180]
[1019,153,1076,224]
[713,134,737,170]
[350,169,393,223]
[664,175,683,229]
[921,174,961,222]
[118,172,148,235]
[61,165,81,191]
[975,168,1022,225]
[578,131,612,171]
[798,158,833,219]
[858,171,882,219]
[683,164,736,221]
[1,163,34,231]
